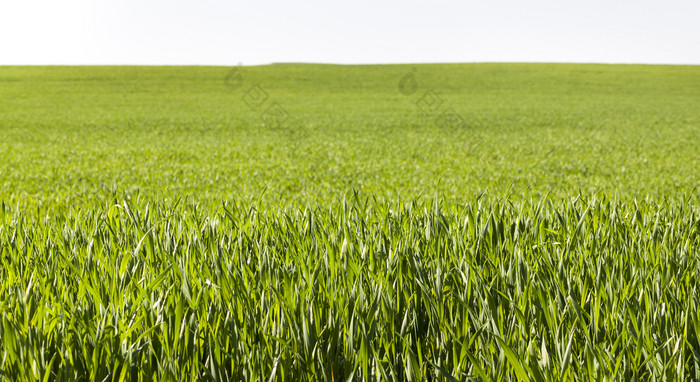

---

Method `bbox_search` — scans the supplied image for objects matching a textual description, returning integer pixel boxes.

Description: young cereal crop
[1,196,699,380]
[0,64,699,380]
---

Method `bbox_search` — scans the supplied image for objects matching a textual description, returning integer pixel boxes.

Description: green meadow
[0,64,699,380]
[1,64,698,206]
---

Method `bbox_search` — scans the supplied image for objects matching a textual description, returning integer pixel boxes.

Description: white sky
[1,0,699,65]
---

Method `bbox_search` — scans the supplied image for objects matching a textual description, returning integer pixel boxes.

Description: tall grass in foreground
[0,195,698,381]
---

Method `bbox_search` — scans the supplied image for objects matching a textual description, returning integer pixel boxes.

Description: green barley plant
[0,195,698,380]
[0,63,699,380]
[1,64,698,207]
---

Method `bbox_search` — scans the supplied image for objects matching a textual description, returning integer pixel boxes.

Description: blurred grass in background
[1,64,697,208]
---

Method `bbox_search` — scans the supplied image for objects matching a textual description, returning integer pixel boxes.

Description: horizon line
[2,61,699,67]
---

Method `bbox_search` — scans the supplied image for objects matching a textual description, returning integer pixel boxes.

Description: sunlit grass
[1,195,698,380]
[0,63,699,380]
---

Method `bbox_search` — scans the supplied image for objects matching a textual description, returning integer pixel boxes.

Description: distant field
[0,64,698,206]
[0,64,699,380]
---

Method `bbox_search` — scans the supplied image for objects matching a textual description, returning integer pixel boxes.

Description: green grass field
[0,64,699,380]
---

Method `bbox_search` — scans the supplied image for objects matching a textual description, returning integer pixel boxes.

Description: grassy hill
[1,64,698,207]
[0,64,699,380]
